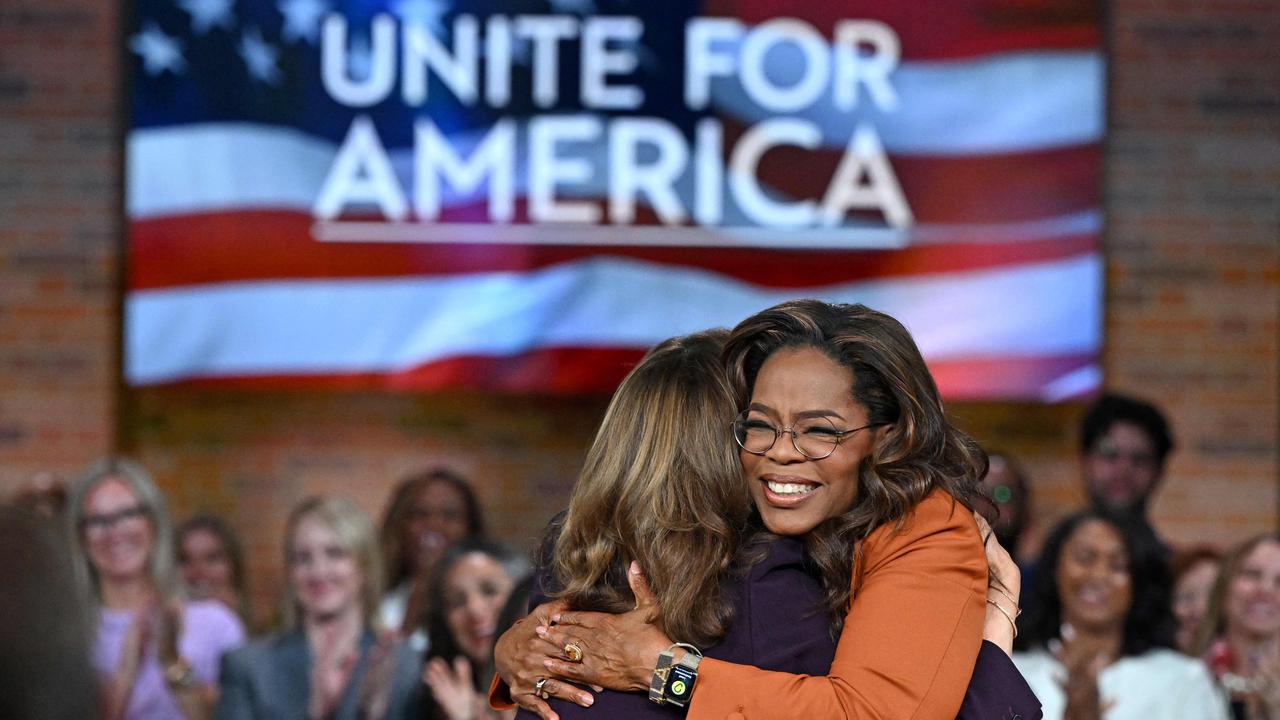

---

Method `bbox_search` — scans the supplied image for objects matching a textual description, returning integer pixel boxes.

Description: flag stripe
[128,209,1098,290]
[146,347,1099,400]
[706,0,1101,61]
[125,253,1101,384]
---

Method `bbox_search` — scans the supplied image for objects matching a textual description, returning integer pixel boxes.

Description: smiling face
[404,480,471,577]
[443,552,514,665]
[289,514,363,623]
[1173,559,1220,651]
[81,477,154,585]
[1056,519,1133,634]
[179,527,235,604]
[740,347,879,537]
[1225,539,1280,641]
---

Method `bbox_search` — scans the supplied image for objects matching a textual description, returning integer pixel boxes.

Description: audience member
[177,513,252,626]
[1195,534,1280,720]
[379,468,486,649]
[1014,509,1226,719]
[422,538,529,720]
[216,495,424,720]
[0,505,97,719]
[1172,545,1223,654]
[1078,393,1175,525]
[67,458,246,720]
[13,470,68,521]
[979,451,1033,560]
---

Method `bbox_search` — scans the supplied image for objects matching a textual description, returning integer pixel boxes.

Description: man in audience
[1079,392,1175,525]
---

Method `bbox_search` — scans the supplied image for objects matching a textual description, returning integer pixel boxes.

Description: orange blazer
[687,488,987,720]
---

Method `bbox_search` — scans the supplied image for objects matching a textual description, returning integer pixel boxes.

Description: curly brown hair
[723,300,987,633]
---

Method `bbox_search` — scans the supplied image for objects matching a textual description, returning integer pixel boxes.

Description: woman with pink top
[67,458,245,720]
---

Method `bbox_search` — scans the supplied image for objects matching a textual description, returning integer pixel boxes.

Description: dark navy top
[518,535,1041,720]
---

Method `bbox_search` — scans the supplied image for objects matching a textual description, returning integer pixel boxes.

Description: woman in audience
[1172,545,1222,654]
[67,458,246,720]
[380,469,486,647]
[177,513,252,626]
[1195,534,1280,719]
[1013,509,1227,719]
[421,538,530,720]
[494,305,1038,720]
[216,495,423,720]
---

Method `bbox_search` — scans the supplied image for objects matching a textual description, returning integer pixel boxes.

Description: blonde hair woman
[216,496,423,720]
[67,458,245,720]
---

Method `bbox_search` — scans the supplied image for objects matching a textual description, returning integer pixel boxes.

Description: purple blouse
[93,599,246,720]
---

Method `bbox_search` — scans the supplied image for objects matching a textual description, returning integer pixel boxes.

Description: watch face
[667,664,697,704]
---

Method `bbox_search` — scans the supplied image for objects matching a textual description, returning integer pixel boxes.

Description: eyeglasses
[79,504,149,536]
[731,411,880,460]
[1091,443,1156,468]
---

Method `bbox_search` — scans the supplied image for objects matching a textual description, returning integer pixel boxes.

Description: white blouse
[1013,647,1229,720]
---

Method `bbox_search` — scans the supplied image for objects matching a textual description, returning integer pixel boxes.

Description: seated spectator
[0,505,97,719]
[12,470,68,521]
[1172,545,1222,654]
[177,513,252,626]
[979,451,1033,560]
[379,469,485,650]
[1078,393,1175,529]
[67,458,245,720]
[216,495,423,720]
[1014,509,1227,719]
[1195,534,1280,720]
[421,538,529,720]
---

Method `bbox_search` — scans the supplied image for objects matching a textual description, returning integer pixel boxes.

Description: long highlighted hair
[551,330,748,646]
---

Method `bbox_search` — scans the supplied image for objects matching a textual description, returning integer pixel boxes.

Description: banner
[125,0,1104,399]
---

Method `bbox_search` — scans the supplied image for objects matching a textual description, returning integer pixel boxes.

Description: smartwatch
[648,643,702,708]
[164,658,197,690]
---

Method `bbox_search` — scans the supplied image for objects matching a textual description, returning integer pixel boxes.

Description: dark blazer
[216,629,424,720]
[516,531,1041,720]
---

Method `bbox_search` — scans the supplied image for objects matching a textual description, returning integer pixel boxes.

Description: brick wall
[2,0,1277,625]
[0,1,119,487]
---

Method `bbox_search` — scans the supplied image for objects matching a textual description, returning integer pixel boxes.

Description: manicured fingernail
[535,626,548,637]
[551,613,562,623]
[581,695,593,707]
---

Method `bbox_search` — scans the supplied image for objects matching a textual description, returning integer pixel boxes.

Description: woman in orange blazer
[498,300,1016,720]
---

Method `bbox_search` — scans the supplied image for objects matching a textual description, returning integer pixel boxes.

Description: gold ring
[563,642,584,663]
[534,677,550,699]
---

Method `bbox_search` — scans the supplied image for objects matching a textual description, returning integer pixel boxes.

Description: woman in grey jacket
[216,496,424,720]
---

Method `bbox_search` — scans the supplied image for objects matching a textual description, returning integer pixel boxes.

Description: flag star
[178,0,235,34]
[278,0,329,45]
[392,0,450,36]
[239,27,283,84]
[130,22,187,76]
[548,0,596,13]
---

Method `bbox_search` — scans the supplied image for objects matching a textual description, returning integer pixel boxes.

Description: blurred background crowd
[3,390,1280,718]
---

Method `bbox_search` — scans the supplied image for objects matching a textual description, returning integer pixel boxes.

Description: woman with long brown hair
[1195,534,1280,719]
[378,468,486,649]
[493,302,1034,720]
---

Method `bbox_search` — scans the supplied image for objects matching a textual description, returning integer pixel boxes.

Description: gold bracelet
[986,599,1019,639]
[988,585,1022,616]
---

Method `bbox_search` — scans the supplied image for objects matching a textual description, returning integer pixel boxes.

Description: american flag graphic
[125,0,1104,399]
